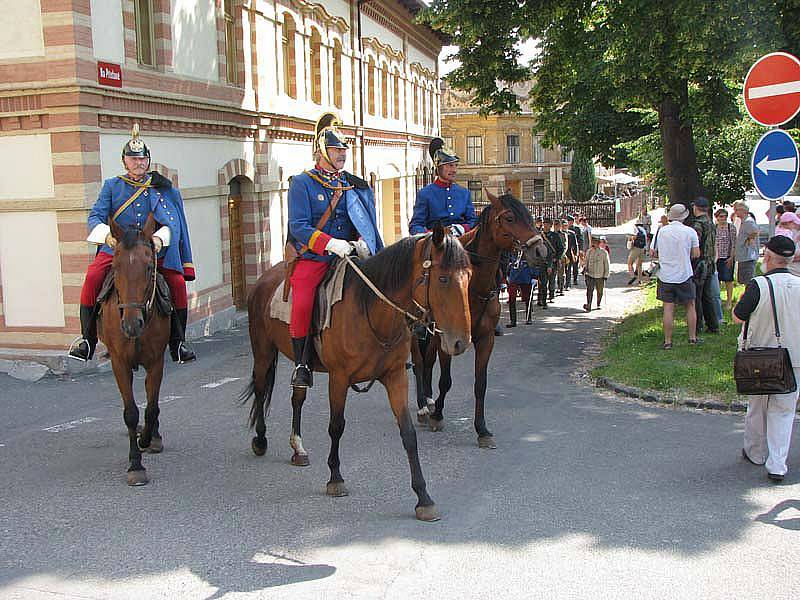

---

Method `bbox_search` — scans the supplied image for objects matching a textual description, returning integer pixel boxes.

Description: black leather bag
[734,276,797,395]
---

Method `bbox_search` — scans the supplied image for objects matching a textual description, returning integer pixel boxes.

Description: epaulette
[344,172,370,189]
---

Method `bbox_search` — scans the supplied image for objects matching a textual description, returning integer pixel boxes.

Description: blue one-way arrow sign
[751,129,799,201]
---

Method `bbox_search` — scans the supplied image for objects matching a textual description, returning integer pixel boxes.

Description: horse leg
[473,334,496,449]
[325,374,349,497]
[111,360,148,486]
[382,366,439,521]
[290,385,310,466]
[139,356,164,454]
[429,351,452,432]
[248,350,277,457]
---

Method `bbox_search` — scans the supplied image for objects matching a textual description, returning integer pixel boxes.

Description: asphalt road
[1,236,798,600]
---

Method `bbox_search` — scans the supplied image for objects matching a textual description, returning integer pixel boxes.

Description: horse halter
[493,208,543,250]
[116,239,158,323]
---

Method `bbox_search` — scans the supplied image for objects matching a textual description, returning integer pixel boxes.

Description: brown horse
[100,214,171,486]
[241,225,471,521]
[412,190,547,448]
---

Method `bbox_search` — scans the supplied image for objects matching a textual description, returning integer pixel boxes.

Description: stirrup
[171,341,196,364]
[291,364,313,389]
[67,337,92,362]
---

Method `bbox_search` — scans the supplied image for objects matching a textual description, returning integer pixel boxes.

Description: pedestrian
[626,221,648,285]
[566,214,584,285]
[734,236,800,482]
[578,216,593,249]
[652,203,700,349]
[715,208,736,312]
[506,251,534,327]
[68,124,197,364]
[546,218,564,301]
[775,211,800,277]
[582,235,610,311]
[689,197,719,335]
[553,219,568,295]
[733,200,760,285]
[538,217,558,308]
[409,138,477,236]
[286,113,383,388]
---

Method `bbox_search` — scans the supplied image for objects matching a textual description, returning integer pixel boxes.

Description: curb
[594,376,751,413]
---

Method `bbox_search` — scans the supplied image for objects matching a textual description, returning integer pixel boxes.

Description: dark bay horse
[100,214,171,486]
[242,225,471,521]
[412,190,546,448]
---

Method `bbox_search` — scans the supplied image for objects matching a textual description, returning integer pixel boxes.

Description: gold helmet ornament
[429,137,459,170]
[121,123,151,163]
[315,112,348,166]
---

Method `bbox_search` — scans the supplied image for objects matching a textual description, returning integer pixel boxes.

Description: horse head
[418,224,472,356]
[484,188,548,265]
[109,213,157,339]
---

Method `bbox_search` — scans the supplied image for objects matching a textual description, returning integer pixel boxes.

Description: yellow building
[440,82,571,204]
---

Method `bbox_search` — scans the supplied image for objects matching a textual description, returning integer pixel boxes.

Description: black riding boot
[506,300,517,328]
[291,337,313,388]
[68,305,98,362]
[169,308,196,363]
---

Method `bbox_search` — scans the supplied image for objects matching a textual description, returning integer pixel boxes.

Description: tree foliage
[569,148,596,202]
[422,0,799,204]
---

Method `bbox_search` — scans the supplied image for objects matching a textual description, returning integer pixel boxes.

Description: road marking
[136,395,184,409]
[43,416,101,433]
[201,377,241,389]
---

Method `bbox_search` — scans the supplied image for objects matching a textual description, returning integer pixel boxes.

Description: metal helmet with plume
[315,112,348,166]
[429,137,459,170]
[121,123,151,163]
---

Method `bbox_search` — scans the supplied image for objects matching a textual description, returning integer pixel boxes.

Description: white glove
[450,224,465,237]
[152,236,163,253]
[325,237,354,258]
[351,239,371,259]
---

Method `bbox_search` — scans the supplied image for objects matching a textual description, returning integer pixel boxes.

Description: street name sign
[743,52,800,126]
[751,129,799,200]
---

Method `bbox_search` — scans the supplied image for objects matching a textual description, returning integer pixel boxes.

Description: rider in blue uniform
[409,138,477,236]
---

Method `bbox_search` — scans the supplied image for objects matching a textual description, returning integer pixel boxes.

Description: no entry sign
[743,52,800,126]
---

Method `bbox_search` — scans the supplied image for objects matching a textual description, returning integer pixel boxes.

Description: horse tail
[240,354,277,430]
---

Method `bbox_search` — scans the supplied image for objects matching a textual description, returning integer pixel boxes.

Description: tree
[569,148,596,202]
[423,0,797,205]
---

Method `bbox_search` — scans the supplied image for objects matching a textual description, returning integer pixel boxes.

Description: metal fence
[474,200,617,227]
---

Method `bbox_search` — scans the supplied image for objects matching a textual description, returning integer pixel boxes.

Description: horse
[100,213,171,486]
[241,224,472,521]
[411,190,547,448]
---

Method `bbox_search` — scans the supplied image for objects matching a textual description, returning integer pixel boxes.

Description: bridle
[116,239,158,327]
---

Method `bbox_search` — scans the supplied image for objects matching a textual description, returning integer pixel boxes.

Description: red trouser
[507,282,532,305]
[289,259,330,338]
[79,252,188,309]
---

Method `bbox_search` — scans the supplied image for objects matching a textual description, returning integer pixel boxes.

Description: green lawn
[593,279,747,400]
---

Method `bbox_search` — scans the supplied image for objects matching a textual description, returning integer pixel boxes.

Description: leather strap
[743,275,782,348]
[113,176,152,221]
[298,187,343,255]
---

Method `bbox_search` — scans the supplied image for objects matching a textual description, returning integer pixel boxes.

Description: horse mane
[347,234,470,311]
[463,193,533,265]
[119,227,145,250]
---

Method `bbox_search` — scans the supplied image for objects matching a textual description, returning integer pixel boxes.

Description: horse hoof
[417,413,429,425]
[251,436,267,456]
[326,481,349,497]
[478,436,497,449]
[291,452,310,467]
[429,418,444,432]
[127,470,149,486]
[415,505,441,522]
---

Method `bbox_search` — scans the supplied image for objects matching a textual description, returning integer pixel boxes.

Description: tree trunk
[658,79,704,206]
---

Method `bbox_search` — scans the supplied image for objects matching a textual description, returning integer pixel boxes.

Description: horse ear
[142,212,157,239]
[485,187,501,208]
[432,223,445,248]
[109,218,124,245]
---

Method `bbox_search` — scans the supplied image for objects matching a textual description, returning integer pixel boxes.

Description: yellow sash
[113,175,152,221]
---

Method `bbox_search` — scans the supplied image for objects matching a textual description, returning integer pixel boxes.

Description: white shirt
[654,221,698,284]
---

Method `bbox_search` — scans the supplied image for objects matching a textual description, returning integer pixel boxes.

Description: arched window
[281,17,297,99]
[392,69,400,120]
[381,63,389,118]
[332,39,343,109]
[413,80,419,124]
[366,56,376,115]
[309,29,322,104]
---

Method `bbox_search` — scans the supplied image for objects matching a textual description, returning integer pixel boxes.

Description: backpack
[633,226,647,248]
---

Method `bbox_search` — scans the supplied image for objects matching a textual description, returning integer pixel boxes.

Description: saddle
[97,270,174,316]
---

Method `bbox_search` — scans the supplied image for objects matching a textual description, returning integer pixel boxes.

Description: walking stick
[526,279,535,323]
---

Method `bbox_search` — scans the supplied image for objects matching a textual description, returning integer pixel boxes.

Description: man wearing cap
[286,113,383,389]
[409,138,477,236]
[553,219,569,295]
[652,204,700,349]
[689,197,719,335]
[68,124,197,364]
[733,200,759,285]
[566,215,583,286]
[542,217,562,305]
[734,236,800,482]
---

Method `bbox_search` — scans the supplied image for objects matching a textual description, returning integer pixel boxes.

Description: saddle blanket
[97,270,173,316]
[269,258,349,331]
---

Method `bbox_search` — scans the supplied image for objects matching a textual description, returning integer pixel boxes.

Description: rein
[116,239,158,324]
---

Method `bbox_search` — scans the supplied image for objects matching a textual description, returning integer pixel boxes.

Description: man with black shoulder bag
[733,236,800,483]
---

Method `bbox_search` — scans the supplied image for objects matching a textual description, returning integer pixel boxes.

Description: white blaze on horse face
[290,433,307,456]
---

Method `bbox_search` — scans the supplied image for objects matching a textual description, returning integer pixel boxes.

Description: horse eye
[438,275,450,284]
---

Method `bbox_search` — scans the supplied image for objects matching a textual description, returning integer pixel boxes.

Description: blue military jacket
[288,169,384,262]
[508,255,536,284]
[89,173,195,279]
[409,181,478,235]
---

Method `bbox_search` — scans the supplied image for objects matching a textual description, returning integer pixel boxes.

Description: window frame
[467,180,483,203]
[506,134,520,164]
[224,0,238,84]
[466,135,483,165]
[134,0,156,68]
[532,136,545,163]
